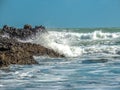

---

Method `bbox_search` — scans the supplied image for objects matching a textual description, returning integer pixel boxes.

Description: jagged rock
[24,24,32,29]
[0,25,65,68]
[1,24,47,39]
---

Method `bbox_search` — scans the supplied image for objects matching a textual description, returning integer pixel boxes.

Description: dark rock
[0,25,65,68]
[24,24,32,29]
[3,25,9,30]
[0,47,10,51]
[1,24,47,39]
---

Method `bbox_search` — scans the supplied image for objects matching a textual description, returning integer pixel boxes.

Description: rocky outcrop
[1,24,47,39]
[0,25,64,68]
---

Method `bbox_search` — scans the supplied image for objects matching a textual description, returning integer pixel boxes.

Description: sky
[0,0,120,28]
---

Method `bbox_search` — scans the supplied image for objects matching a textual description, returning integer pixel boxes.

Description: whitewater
[1,28,120,90]
[31,29,120,57]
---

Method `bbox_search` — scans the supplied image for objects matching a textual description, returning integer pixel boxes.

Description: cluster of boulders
[1,24,47,39]
[0,25,64,68]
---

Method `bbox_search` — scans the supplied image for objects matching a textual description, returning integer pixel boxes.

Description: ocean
[1,28,120,90]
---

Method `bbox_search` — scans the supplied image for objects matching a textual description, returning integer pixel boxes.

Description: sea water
[1,28,120,90]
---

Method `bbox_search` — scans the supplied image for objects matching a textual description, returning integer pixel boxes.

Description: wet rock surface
[0,25,64,68]
[1,24,47,39]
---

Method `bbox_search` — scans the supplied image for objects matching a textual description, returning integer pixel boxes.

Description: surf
[25,29,120,57]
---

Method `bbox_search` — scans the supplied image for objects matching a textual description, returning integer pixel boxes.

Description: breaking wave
[27,30,120,57]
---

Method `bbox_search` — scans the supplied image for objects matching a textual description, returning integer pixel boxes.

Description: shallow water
[1,28,120,90]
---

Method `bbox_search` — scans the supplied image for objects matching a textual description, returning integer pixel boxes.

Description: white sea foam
[0,84,4,87]
[1,33,10,38]
[27,30,120,57]
[29,32,83,57]
[1,29,120,90]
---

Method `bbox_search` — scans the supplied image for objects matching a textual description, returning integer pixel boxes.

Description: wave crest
[27,30,120,57]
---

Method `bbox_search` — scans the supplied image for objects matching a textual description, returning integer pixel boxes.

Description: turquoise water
[1,28,120,90]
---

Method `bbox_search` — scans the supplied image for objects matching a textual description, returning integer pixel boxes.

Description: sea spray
[1,28,120,90]
[25,30,120,57]
[30,32,83,57]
